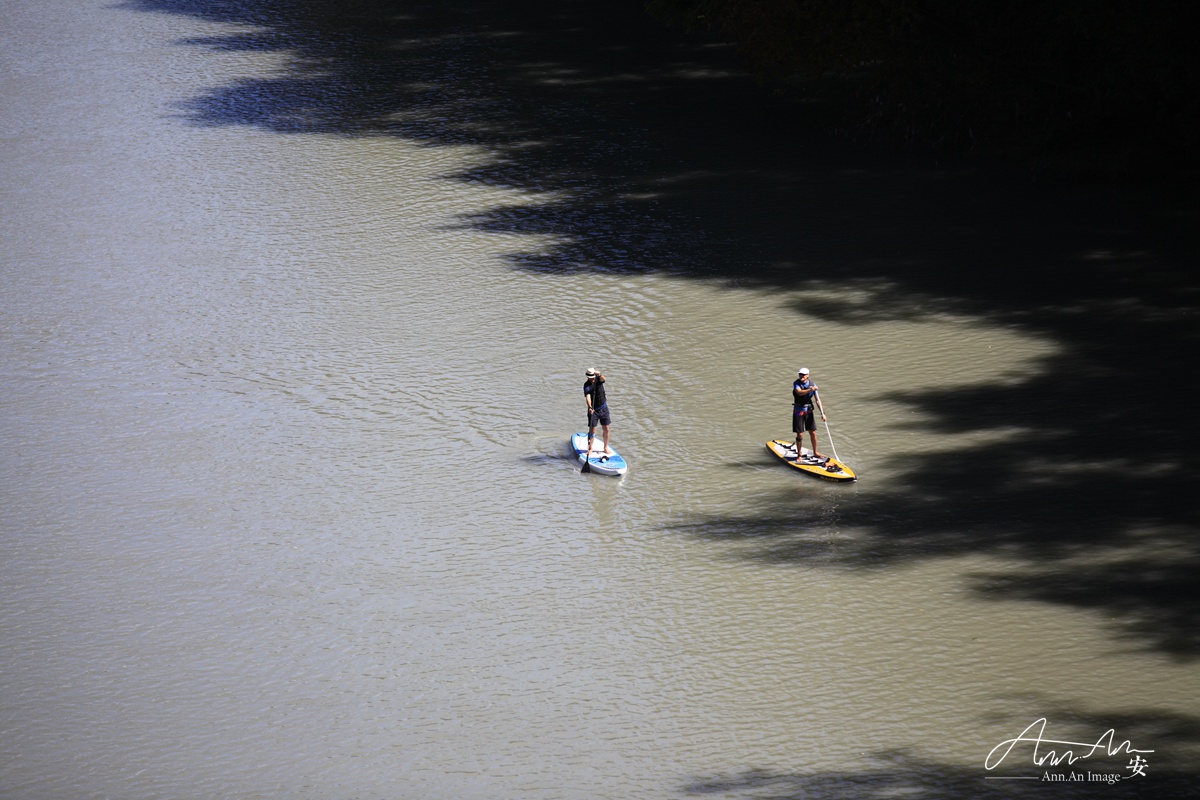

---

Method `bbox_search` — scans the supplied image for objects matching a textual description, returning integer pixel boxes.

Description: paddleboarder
[584,368,613,458]
[792,367,827,461]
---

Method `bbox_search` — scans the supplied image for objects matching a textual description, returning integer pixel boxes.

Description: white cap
[797,367,810,375]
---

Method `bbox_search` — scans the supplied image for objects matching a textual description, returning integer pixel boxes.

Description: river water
[3,1,1197,798]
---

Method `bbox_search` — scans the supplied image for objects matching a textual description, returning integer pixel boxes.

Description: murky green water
[3,1,1196,798]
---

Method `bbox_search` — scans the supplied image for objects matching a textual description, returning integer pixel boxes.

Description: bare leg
[602,424,612,455]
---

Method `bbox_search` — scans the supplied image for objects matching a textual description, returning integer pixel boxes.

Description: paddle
[815,391,842,464]
[582,380,594,473]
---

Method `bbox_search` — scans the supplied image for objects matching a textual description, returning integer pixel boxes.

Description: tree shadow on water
[679,705,1200,798]
[680,752,1195,800]
[122,0,755,271]
[119,1,1199,290]
[120,0,1200,660]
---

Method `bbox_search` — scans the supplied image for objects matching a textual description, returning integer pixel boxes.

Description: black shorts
[588,404,611,428]
[792,405,815,433]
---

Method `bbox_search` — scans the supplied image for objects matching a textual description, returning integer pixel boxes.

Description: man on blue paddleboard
[584,367,613,458]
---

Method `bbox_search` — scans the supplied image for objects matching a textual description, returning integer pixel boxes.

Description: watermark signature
[984,718,1154,784]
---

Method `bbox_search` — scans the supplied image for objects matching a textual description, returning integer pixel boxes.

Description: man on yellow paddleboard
[792,367,828,461]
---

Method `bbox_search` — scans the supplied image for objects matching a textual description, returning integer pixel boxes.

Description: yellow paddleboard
[766,439,857,482]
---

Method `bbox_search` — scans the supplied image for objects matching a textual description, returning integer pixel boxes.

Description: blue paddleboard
[571,433,627,476]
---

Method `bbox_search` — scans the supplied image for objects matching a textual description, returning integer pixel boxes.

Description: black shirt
[793,378,815,408]
[585,377,607,408]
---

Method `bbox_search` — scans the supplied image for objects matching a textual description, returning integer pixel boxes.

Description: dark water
[2,1,1197,798]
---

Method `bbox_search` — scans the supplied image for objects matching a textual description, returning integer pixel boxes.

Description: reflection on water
[2,0,1198,798]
